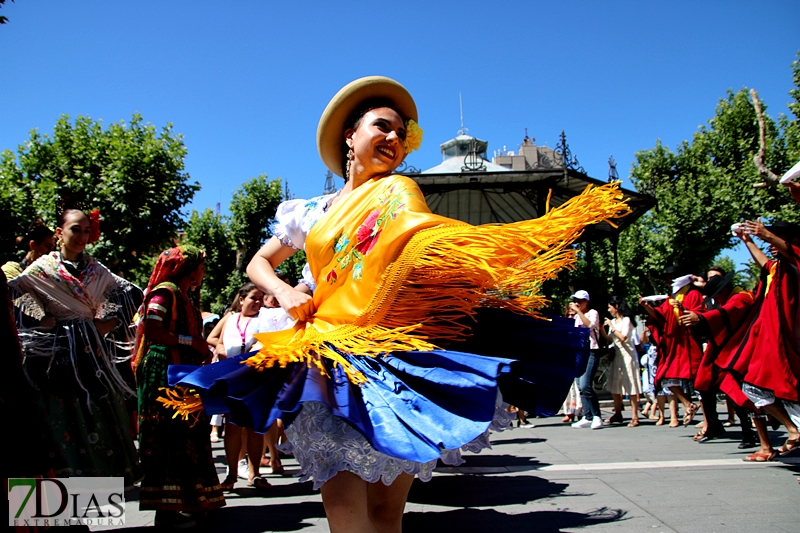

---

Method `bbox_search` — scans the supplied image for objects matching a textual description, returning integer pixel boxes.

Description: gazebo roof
[400,132,654,240]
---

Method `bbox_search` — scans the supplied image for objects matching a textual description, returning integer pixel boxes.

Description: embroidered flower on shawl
[352,262,363,281]
[404,119,423,154]
[326,269,338,283]
[334,233,350,253]
[327,185,413,285]
[355,209,382,255]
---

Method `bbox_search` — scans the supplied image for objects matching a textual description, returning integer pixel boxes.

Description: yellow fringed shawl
[244,175,629,385]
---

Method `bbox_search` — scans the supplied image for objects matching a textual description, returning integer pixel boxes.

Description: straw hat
[317,76,418,177]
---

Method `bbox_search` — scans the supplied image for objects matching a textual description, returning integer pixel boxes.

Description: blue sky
[2,1,798,267]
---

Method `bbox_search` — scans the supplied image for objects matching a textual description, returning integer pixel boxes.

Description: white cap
[570,290,590,301]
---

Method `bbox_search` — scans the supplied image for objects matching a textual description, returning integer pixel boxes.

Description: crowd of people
[562,198,800,475]
[2,75,798,533]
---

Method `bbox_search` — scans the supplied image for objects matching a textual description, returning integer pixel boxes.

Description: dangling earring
[345,147,355,182]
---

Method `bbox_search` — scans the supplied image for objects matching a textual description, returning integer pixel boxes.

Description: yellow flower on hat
[404,119,423,154]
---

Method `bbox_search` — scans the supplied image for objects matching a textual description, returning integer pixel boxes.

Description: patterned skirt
[137,345,225,512]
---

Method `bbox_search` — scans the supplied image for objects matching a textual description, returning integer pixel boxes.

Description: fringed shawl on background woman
[8,251,142,398]
[246,175,629,384]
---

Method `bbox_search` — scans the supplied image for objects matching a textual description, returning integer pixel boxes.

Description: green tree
[0,0,12,25]
[180,175,286,313]
[183,208,235,313]
[0,113,199,276]
[616,84,798,296]
[229,175,283,273]
[543,53,800,307]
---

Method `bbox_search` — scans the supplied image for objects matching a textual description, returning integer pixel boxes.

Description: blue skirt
[168,310,588,464]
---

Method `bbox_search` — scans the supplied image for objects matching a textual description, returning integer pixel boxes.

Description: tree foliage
[545,52,800,311]
[0,113,199,277]
[182,175,285,313]
[0,0,11,26]
[182,208,235,312]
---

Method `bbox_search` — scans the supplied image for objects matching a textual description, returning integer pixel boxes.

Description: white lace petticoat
[281,398,514,490]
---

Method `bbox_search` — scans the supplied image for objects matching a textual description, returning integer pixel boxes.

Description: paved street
[117,405,800,533]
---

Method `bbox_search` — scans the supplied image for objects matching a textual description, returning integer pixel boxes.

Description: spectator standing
[602,296,642,427]
[570,290,603,429]
[2,219,55,279]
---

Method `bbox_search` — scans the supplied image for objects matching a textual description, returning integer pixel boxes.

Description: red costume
[694,288,757,407]
[737,243,800,402]
[650,284,705,388]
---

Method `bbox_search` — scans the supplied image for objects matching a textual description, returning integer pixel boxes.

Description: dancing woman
[8,203,142,485]
[167,76,628,532]
[133,246,225,527]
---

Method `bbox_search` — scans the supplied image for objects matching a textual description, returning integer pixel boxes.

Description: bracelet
[178,334,193,346]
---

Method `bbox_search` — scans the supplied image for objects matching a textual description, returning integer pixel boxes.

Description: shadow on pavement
[408,474,571,508]
[491,436,546,446]
[118,501,326,532]
[457,453,547,469]
[403,506,627,532]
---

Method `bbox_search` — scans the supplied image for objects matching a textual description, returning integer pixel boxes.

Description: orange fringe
[244,183,629,384]
[156,387,205,425]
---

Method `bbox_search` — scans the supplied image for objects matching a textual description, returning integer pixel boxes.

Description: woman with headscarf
[8,202,142,486]
[133,245,224,528]
[166,76,628,532]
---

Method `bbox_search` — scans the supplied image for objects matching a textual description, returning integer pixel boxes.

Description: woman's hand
[213,342,227,362]
[274,285,315,322]
[743,218,771,241]
[678,310,700,327]
[94,317,119,336]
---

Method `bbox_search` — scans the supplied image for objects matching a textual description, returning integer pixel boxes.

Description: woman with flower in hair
[170,76,628,532]
[133,245,224,527]
[8,202,142,486]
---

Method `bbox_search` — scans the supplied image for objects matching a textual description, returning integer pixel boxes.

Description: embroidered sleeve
[145,290,172,323]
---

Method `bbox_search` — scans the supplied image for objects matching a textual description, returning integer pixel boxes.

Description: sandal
[270,458,285,475]
[605,413,624,425]
[655,417,665,426]
[220,473,237,491]
[779,438,799,457]
[668,420,680,428]
[693,429,706,441]
[627,419,639,427]
[742,451,777,462]
[247,476,272,489]
[683,403,698,426]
